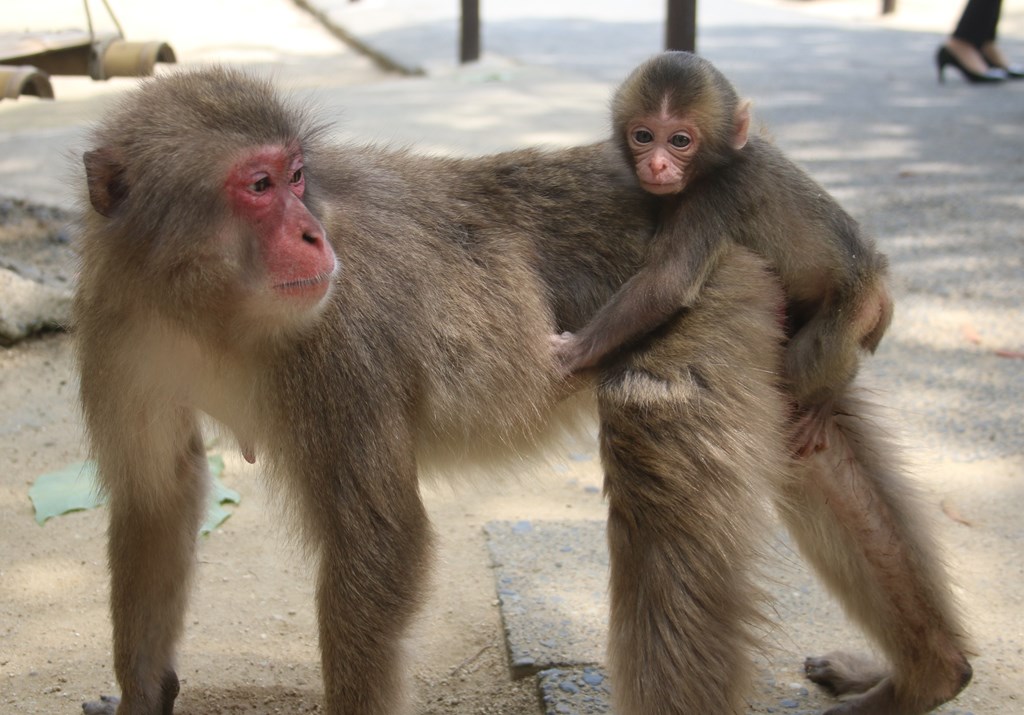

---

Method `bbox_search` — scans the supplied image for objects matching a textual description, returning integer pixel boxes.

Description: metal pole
[665,0,697,53]
[460,0,481,63]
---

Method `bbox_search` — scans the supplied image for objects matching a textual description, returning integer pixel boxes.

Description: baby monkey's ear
[732,100,752,151]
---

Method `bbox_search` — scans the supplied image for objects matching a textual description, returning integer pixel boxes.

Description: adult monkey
[76,68,969,715]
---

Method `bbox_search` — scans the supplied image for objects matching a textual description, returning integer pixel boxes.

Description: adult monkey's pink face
[224,143,337,307]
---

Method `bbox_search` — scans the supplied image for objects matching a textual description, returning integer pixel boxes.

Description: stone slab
[484,519,609,678]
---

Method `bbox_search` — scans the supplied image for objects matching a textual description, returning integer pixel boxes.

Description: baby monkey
[554,51,893,455]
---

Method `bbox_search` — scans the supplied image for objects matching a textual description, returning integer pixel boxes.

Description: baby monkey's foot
[791,400,834,457]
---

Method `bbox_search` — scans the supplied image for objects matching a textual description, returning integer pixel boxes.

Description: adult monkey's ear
[732,100,752,151]
[84,147,129,217]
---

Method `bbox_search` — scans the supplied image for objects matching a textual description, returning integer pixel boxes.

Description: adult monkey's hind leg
[599,246,790,715]
[779,395,973,715]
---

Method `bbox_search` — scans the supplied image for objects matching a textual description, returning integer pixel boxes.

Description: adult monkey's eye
[250,176,271,192]
[633,129,654,144]
[290,168,303,184]
[670,133,692,149]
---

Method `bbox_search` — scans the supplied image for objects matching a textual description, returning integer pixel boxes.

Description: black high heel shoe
[936,46,1006,84]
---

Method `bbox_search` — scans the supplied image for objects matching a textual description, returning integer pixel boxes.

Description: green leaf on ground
[201,454,241,535]
[30,455,241,534]
[28,461,102,525]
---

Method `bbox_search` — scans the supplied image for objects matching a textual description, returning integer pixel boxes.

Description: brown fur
[76,67,969,715]
[601,245,789,714]
[780,396,974,714]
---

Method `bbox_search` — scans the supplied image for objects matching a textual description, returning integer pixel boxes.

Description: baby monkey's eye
[670,133,692,149]
[633,129,654,144]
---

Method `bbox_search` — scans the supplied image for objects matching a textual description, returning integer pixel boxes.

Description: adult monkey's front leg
[599,245,790,714]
